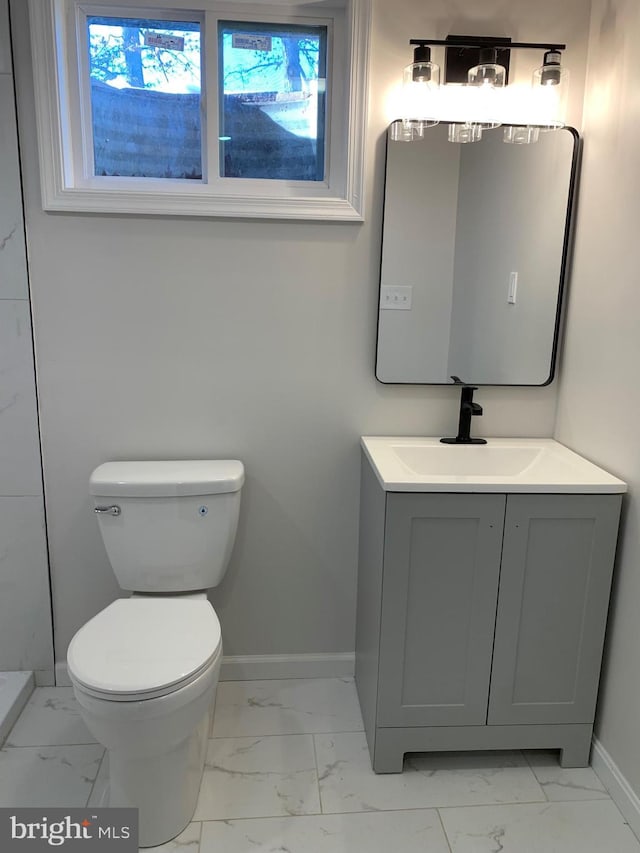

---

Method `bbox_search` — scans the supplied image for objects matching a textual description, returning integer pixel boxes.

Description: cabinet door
[377,493,506,727]
[488,494,622,726]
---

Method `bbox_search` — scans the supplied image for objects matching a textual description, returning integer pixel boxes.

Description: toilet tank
[90,460,244,593]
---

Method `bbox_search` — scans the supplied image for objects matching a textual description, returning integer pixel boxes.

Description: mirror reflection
[376,123,578,385]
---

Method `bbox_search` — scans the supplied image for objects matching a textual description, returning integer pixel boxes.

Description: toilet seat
[67,598,222,702]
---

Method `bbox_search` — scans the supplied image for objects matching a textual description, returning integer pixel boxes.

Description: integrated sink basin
[394,445,540,477]
[361,437,627,493]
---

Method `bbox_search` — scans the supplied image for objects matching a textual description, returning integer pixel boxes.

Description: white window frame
[28,0,370,220]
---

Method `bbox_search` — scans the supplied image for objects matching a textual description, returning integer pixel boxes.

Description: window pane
[87,16,202,179]
[219,21,327,181]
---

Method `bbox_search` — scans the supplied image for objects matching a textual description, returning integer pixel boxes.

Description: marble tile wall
[0,0,54,681]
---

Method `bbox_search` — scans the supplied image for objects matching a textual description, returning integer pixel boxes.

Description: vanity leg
[560,731,593,768]
[372,730,405,773]
[373,752,405,774]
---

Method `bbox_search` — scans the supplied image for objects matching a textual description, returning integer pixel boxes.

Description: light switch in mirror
[376,124,580,385]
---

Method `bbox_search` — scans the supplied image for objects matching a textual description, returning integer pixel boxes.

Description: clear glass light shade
[448,122,483,144]
[467,62,506,129]
[400,61,441,126]
[468,62,506,88]
[503,125,540,144]
[390,119,433,142]
[531,63,570,129]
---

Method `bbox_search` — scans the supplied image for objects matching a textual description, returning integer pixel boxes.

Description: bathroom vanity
[355,437,626,773]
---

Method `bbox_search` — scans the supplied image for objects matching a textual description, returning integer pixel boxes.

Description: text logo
[0,809,137,851]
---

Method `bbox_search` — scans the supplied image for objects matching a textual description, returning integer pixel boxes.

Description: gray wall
[554,0,640,804]
[0,0,53,681]
[10,0,591,666]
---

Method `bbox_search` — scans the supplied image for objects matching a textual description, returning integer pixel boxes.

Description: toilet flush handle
[94,505,121,516]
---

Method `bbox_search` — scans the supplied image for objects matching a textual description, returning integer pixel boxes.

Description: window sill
[38,184,365,220]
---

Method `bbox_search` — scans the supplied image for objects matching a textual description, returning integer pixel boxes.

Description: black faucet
[441,377,487,445]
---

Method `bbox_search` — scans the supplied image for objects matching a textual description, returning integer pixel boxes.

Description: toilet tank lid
[90,460,244,497]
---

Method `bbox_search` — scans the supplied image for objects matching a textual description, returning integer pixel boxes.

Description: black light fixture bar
[409,38,566,51]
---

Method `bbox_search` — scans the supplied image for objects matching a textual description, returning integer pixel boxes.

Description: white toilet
[67,459,244,848]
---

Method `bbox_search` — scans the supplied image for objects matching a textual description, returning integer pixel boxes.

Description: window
[218,21,326,182]
[29,0,370,220]
[86,15,203,180]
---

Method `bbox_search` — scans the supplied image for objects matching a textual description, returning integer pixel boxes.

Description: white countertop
[361,437,627,494]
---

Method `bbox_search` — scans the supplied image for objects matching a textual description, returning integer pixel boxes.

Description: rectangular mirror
[376,123,580,385]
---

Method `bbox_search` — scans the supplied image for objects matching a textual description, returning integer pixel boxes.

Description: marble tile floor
[1,678,639,852]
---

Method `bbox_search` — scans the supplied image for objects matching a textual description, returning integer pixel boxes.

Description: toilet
[67,459,244,848]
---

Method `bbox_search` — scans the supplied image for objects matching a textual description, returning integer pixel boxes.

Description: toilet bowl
[67,460,243,847]
[68,597,222,847]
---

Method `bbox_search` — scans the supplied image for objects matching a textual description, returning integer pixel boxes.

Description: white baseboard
[591,736,640,842]
[55,653,355,687]
[220,653,355,681]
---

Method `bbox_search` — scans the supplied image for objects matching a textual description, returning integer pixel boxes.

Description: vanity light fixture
[395,37,569,143]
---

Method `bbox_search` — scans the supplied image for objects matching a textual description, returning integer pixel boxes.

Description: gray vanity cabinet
[355,454,622,774]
